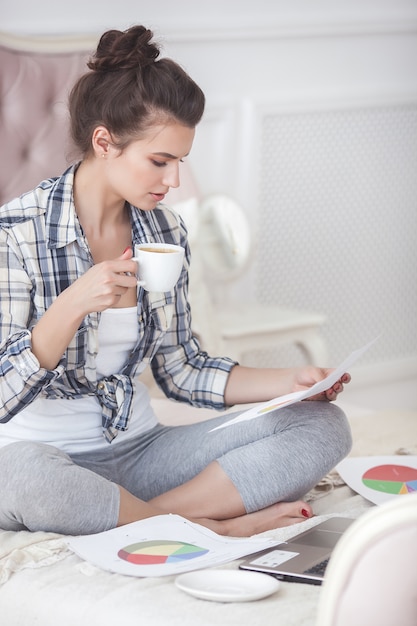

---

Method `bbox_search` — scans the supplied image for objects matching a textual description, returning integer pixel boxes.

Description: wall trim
[346,355,417,389]
[164,20,417,43]
[2,17,417,46]
[251,93,417,115]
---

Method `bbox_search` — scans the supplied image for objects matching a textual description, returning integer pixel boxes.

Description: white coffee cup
[133,243,185,292]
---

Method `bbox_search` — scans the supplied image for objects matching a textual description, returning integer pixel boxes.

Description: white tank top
[0,307,158,453]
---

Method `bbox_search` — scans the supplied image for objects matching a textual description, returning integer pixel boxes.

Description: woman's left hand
[293,367,351,402]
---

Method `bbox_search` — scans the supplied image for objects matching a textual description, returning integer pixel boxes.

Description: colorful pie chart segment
[118,540,209,565]
[362,464,417,495]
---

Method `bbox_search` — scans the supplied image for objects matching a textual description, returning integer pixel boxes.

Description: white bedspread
[0,530,67,586]
[0,497,372,626]
[0,404,415,626]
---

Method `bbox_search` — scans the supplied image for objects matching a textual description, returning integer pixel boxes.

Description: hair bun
[88,25,160,72]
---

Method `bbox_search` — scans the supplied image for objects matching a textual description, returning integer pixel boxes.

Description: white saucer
[175,569,280,603]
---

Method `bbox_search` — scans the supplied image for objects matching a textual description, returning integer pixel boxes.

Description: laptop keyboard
[303,557,330,577]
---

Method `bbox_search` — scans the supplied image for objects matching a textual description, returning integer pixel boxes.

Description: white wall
[3,0,417,36]
[3,0,417,378]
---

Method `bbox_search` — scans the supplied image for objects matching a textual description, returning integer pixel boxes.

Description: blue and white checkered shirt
[0,165,235,442]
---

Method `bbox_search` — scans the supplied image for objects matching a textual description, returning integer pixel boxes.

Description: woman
[0,25,352,537]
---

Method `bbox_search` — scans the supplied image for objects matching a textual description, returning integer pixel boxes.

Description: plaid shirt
[0,165,235,442]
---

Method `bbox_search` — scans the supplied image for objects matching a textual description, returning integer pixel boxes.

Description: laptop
[239,517,354,585]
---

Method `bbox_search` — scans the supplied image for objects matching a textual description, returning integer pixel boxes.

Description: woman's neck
[74,159,127,231]
[73,159,132,263]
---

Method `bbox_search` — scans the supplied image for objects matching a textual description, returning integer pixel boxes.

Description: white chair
[216,306,327,364]
[170,191,328,365]
[315,494,417,626]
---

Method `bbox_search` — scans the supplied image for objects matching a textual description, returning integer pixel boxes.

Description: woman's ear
[91,126,113,158]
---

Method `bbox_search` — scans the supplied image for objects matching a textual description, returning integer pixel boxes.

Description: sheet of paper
[336,456,417,505]
[67,514,279,577]
[211,337,379,432]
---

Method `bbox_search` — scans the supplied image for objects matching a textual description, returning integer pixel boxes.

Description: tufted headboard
[0,32,98,206]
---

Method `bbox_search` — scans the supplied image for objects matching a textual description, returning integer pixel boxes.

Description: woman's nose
[163,163,180,189]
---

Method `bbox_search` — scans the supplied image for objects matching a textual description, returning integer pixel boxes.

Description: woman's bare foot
[196,500,314,537]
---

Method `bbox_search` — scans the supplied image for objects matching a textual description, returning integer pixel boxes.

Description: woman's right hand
[31,249,138,370]
[66,248,138,317]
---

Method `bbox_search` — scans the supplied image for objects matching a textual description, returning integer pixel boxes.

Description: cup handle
[131,258,145,287]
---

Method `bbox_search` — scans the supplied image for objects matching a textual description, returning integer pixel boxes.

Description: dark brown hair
[69,25,205,156]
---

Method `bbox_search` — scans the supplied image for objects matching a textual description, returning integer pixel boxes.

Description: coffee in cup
[133,243,184,291]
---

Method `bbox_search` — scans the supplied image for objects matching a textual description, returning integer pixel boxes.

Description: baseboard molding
[347,355,417,389]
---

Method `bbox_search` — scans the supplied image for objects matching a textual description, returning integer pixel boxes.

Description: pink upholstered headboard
[0,33,96,206]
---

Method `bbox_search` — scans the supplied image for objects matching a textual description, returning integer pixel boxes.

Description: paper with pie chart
[211,337,379,432]
[67,514,278,577]
[336,456,417,505]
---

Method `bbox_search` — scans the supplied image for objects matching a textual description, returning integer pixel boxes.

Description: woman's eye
[151,159,185,167]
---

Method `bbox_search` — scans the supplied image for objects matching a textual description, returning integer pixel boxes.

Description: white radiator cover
[252,103,417,367]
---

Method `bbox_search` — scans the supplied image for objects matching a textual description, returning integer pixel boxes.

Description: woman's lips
[150,192,165,202]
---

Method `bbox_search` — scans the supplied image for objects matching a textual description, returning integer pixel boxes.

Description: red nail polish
[301,509,310,518]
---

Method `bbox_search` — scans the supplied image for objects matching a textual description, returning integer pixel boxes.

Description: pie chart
[362,464,417,495]
[118,540,209,565]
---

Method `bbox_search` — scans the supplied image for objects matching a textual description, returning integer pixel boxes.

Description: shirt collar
[45,164,81,249]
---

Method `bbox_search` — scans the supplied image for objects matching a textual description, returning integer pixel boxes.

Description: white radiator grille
[252,104,417,367]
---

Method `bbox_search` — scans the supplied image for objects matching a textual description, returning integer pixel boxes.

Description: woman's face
[103,122,195,210]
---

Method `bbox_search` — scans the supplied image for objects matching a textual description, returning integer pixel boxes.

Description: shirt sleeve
[150,240,237,410]
[0,231,64,423]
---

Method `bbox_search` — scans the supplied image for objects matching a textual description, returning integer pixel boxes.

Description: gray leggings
[0,401,351,535]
